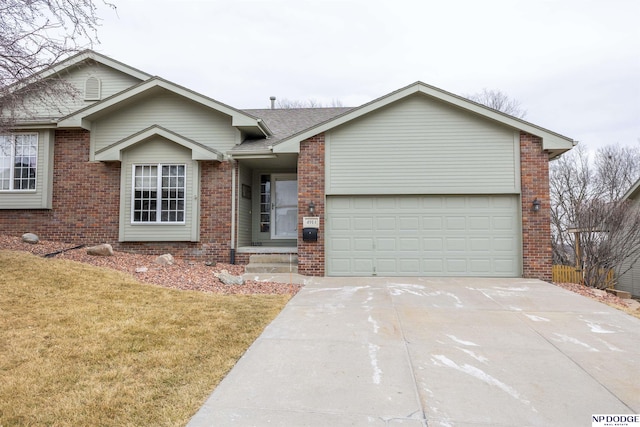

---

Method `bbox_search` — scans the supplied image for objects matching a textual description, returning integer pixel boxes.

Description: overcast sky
[93,0,639,151]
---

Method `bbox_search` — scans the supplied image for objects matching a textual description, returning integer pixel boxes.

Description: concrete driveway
[187,277,640,427]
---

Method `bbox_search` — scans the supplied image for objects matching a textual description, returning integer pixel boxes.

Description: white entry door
[271,174,298,239]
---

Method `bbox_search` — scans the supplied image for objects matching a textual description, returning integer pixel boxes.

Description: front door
[271,174,297,239]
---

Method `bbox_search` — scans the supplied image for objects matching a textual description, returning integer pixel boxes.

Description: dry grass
[0,250,291,426]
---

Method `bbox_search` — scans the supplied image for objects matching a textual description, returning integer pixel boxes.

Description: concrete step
[249,254,298,264]
[245,263,299,274]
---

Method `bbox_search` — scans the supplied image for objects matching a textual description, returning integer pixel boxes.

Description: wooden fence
[552,265,615,287]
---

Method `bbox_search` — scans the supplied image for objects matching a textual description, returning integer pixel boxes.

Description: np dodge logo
[592,414,640,427]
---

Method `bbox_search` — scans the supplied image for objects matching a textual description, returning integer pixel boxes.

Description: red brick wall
[520,132,552,281]
[0,129,234,263]
[0,129,121,243]
[297,133,325,276]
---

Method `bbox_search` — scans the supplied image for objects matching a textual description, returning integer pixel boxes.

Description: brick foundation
[297,133,325,276]
[520,132,552,281]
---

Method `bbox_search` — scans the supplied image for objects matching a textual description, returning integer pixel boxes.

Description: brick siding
[297,133,325,276]
[520,132,552,281]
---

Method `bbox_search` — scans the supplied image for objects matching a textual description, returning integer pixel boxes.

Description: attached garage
[326,195,521,276]
[271,81,575,279]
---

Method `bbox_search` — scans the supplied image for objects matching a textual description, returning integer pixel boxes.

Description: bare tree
[465,88,527,119]
[594,144,640,201]
[575,199,640,289]
[0,0,115,129]
[550,143,640,288]
[275,98,344,109]
[550,145,593,265]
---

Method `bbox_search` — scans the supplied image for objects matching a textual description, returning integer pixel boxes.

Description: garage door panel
[377,258,397,273]
[495,259,517,272]
[469,197,491,208]
[377,238,396,251]
[423,237,444,251]
[399,197,420,209]
[470,259,492,273]
[329,216,351,230]
[446,238,467,251]
[445,198,466,209]
[447,259,468,273]
[375,197,396,209]
[399,259,421,274]
[328,258,352,275]
[493,216,514,229]
[470,237,491,251]
[469,216,491,229]
[399,238,420,251]
[423,217,443,229]
[446,217,466,230]
[326,195,521,277]
[354,198,374,209]
[330,237,351,251]
[399,216,420,230]
[353,258,375,274]
[423,258,444,272]
[494,237,516,251]
[354,217,374,230]
[376,216,396,230]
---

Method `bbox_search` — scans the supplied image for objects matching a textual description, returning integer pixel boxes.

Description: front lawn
[0,250,290,426]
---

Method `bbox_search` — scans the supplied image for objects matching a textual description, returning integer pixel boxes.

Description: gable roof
[57,76,271,138]
[8,50,151,93]
[623,178,640,201]
[95,125,224,162]
[270,81,575,159]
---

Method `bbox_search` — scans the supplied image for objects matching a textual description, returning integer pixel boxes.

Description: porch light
[532,198,541,212]
[308,201,316,215]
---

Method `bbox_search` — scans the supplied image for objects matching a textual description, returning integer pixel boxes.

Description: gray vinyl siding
[326,94,520,195]
[12,63,141,120]
[617,198,640,297]
[617,256,639,297]
[91,93,238,159]
[120,137,198,242]
[237,164,252,247]
[0,130,54,209]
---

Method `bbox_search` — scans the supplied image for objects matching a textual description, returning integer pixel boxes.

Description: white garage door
[326,195,521,277]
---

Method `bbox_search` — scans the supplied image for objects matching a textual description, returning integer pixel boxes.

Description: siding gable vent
[84,76,101,101]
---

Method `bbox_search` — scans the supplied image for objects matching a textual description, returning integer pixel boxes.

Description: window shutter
[85,77,101,101]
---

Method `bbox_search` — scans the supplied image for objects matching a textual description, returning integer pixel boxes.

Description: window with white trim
[132,164,186,223]
[0,133,38,191]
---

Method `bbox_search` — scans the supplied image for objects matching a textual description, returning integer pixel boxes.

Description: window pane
[1,134,38,191]
[133,163,185,223]
[132,165,160,223]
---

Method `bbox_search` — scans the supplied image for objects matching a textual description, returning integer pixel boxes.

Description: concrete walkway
[187,277,640,426]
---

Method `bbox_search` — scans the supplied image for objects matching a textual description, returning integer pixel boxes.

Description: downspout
[230,159,236,264]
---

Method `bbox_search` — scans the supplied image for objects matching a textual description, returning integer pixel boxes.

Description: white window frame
[0,133,38,192]
[131,163,187,224]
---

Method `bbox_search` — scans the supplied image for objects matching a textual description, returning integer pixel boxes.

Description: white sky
[94,0,639,151]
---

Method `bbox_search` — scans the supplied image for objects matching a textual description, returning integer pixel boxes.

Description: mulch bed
[1,234,301,295]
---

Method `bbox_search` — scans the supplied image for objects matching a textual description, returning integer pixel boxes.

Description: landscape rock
[22,233,39,244]
[155,254,175,266]
[135,267,148,273]
[86,243,114,256]
[216,269,245,286]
